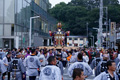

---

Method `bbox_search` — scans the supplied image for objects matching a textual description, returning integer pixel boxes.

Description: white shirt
[83,55,89,63]
[39,54,46,66]
[2,57,9,71]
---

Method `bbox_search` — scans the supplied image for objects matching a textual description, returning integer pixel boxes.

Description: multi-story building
[67,36,87,47]
[0,0,57,49]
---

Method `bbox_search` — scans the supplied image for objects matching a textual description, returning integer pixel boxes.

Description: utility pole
[93,28,99,48]
[86,22,88,47]
[105,7,108,49]
[114,22,116,49]
[108,19,111,48]
[98,0,103,49]
[90,38,92,47]
[86,22,88,38]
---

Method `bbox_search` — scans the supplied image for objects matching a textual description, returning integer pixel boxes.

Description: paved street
[63,67,95,80]
[5,67,95,80]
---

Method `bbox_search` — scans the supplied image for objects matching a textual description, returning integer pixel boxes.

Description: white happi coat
[39,65,62,80]
[25,55,41,76]
[68,61,93,77]
[94,71,119,80]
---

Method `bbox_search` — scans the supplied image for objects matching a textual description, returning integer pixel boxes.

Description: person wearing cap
[9,52,25,80]
[25,49,41,80]
[96,53,109,76]
[2,51,12,80]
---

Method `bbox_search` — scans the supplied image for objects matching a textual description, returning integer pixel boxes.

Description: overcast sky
[49,0,71,7]
[49,0,120,7]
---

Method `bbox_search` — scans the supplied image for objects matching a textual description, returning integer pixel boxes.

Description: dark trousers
[2,72,10,80]
[22,73,26,80]
[29,76,36,80]
[8,72,10,80]
[62,61,67,67]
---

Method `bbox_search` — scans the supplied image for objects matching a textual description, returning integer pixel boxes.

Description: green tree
[49,0,120,36]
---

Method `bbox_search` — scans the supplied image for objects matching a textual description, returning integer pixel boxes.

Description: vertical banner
[111,22,116,36]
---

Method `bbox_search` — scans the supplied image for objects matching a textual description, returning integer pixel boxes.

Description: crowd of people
[0,47,120,80]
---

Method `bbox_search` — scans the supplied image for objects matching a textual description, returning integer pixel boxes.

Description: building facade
[67,36,87,47]
[0,0,57,49]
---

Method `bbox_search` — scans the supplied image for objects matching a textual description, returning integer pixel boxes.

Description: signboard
[23,37,25,43]
[117,32,120,39]
[111,22,116,36]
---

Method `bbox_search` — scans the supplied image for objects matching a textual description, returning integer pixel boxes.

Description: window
[79,44,83,46]
[74,38,78,40]
[16,0,22,24]
[69,44,72,46]
[0,25,3,36]
[11,24,14,36]
[0,0,3,23]
[26,2,31,27]
[74,44,78,47]
[0,39,2,48]
[69,38,72,40]
[4,0,14,23]
[80,38,83,40]
[4,25,11,36]
[22,0,27,26]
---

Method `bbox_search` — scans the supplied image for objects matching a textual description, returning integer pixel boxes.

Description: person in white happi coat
[2,51,12,80]
[96,53,109,76]
[94,60,119,80]
[39,56,62,80]
[90,52,102,76]
[25,49,41,80]
[68,53,93,78]
[116,61,120,79]
[61,49,68,67]
[38,49,46,74]
[0,59,7,80]
[9,52,25,80]
[39,49,45,66]
[70,52,79,63]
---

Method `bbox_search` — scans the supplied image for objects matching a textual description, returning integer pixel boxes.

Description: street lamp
[29,16,40,47]
[99,0,103,49]
[86,22,89,47]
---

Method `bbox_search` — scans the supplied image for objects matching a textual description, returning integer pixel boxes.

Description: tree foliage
[49,0,120,37]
